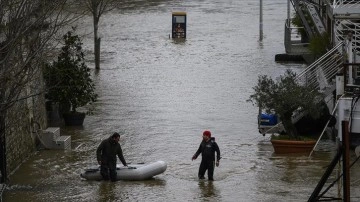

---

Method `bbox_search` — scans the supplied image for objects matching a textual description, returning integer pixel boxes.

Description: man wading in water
[192,130,221,181]
[97,132,128,182]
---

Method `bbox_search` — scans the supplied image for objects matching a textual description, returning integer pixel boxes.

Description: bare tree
[84,0,118,70]
[0,0,74,183]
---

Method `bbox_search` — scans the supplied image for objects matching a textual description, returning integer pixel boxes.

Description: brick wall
[5,75,47,177]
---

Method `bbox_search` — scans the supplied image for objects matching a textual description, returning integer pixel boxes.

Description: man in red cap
[192,130,221,181]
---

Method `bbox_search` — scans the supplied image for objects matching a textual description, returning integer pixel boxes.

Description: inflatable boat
[80,160,167,181]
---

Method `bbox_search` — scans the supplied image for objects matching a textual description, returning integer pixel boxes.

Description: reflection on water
[198,180,220,199]
[97,182,116,201]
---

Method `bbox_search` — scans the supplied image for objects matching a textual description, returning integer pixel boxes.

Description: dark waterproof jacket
[194,139,221,162]
[96,137,127,169]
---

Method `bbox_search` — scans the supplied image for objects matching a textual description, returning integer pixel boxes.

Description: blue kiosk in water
[172,10,187,38]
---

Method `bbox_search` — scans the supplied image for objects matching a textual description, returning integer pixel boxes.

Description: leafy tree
[84,0,118,70]
[309,32,331,57]
[44,29,98,113]
[248,69,324,139]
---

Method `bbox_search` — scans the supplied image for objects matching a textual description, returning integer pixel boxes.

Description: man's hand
[216,161,219,167]
[98,160,102,165]
[192,155,197,161]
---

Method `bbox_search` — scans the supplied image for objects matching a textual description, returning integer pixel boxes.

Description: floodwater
[3,0,360,201]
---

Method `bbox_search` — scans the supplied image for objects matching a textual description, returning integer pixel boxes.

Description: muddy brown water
[3,0,360,201]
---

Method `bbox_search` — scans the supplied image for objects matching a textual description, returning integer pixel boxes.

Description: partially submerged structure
[172,9,187,39]
[260,0,360,144]
[258,0,360,200]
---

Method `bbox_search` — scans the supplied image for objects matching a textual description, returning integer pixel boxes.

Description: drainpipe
[347,32,353,85]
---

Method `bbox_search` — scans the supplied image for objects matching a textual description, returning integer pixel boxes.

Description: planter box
[63,112,86,126]
[271,139,316,154]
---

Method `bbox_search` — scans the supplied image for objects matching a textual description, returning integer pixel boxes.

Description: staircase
[40,127,71,150]
[284,0,327,57]
[334,19,360,55]
[259,43,344,135]
[296,43,344,92]
[259,0,360,135]
[290,0,326,38]
[332,0,360,19]
[304,1,326,34]
[285,0,360,129]
[288,0,360,94]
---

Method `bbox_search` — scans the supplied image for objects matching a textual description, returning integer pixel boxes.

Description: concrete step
[40,127,71,150]
[54,136,71,150]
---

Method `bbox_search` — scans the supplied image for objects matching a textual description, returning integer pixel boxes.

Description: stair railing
[332,0,360,8]
[296,42,344,97]
[258,43,344,135]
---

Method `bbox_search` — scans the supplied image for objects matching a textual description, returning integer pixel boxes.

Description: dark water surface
[4,0,360,201]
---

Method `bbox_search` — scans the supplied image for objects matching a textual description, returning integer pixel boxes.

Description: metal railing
[296,42,344,96]
[334,19,360,53]
[332,0,360,8]
[259,0,360,135]
[284,19,311,54]
[258,43,344,135]
[332,0,360,18]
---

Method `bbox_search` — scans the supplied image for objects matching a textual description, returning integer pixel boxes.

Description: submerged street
[3,0,360,201]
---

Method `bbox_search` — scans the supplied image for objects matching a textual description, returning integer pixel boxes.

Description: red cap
[203,130,211,137]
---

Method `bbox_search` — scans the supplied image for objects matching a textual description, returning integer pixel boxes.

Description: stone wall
[5,76,47,177]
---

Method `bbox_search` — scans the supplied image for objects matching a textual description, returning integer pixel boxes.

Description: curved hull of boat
[80,160,167,181]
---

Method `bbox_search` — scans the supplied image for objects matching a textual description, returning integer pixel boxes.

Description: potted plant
[308,32,331,58]
[248,69,327,154]
[44,29,98,126]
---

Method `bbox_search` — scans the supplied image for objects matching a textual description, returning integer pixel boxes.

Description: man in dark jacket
[192,130,221,181]
[97,132,127,182]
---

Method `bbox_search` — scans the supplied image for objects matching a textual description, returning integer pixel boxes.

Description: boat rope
[260,121,283,135]
[308,95,344,158]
